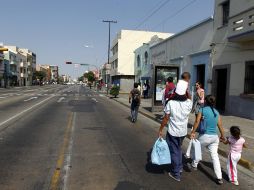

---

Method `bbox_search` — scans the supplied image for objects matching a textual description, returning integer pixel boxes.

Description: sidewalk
[109,93,254,172]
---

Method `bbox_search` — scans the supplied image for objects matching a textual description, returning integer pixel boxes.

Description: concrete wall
[229,0,254,17]
[120,77,134,93]
[212,0,254,119]
[151,18,213,90]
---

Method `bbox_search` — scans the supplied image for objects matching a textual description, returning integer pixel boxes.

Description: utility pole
[102,20,117,88]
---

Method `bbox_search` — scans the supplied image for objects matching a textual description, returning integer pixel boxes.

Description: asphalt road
[0,85,253,190]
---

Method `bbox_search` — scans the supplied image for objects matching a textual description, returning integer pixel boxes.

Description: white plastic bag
[151,138,171,165]
[186,139,202,161]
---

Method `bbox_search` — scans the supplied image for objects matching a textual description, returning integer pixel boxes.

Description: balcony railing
[228,8,254,42]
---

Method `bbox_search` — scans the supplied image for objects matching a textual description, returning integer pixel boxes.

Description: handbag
[197,108,207,134]
[191,139,202,161]
[151,138,171,165]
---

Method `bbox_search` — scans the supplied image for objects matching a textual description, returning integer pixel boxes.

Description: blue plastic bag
[151,138,171,165]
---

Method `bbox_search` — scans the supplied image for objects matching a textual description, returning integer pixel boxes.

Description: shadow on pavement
[114,181,144,190]
[200,161,229,182]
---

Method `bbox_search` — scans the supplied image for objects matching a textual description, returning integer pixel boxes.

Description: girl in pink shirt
[222,126,247,186]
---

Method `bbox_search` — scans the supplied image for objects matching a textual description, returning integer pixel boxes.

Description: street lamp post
[103,20,117,92]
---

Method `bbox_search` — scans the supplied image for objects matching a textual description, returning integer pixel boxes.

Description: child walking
[221,126,247,186]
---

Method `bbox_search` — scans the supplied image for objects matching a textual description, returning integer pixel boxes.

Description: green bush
[110,86,120,98]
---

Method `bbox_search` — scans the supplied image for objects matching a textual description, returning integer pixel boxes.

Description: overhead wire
[151,0,198,31]
[133,0,172,30]
[116,0,200,72]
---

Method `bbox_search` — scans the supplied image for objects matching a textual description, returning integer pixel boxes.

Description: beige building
[20,49,36,86]
[212,0,254,119]
[0,46,5,87]
[110,30,172,92]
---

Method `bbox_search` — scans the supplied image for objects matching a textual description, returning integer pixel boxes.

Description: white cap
[175,80,188,95]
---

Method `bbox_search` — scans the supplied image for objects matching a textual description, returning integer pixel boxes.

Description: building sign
[154,66,179,102]
[152,50,165,58]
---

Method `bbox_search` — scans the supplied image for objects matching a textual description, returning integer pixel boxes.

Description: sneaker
[187,163,197,171]
[217,179,223,185]
[168,173,180,182]
[231,181,239,186]
[184,154,190,159]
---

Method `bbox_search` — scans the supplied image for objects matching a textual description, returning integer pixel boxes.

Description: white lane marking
[99,94,104,97]
[24,97,38,102]
[57,97,65,103]
[24,89,35,92]
[91,98,98,103]
[0,96,55,127]
[0,97,6,99]
[63,112,76,190]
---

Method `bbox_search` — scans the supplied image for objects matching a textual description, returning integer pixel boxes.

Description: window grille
[222,1,230,25]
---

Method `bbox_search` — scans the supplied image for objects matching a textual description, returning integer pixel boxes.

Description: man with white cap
[158,79,192,182]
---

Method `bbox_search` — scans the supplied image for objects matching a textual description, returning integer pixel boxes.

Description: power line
[134,0,172,30]
[152,0,198,31]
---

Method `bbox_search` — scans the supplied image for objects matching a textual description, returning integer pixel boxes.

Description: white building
[5,46,28,86]
[212,0,254,119]
[110,30,172,92]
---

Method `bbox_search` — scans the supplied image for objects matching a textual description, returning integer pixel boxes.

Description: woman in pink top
[222,126,247,186]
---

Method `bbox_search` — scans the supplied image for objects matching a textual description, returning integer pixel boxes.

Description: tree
[34,71,46,82]
[78,76,84,82]
[110,85,120,98]
[83,71,95,82]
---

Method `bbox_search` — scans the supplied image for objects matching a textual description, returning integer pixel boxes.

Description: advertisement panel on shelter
[154,66,179,102]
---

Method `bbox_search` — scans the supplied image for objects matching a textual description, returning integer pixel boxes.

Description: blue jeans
[131,103,139,121]
[166,132,185,179]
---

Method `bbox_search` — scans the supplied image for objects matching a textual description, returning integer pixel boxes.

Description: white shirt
[164,99,193,137]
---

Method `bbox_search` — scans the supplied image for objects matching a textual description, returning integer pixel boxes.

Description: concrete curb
[109,96,254,172]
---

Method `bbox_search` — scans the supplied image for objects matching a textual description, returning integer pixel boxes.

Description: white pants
[227,152,241,182]
[192,134,222,179]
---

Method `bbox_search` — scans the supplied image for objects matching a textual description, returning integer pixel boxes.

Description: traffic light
[0,48,8,51]
[65,61,72,64]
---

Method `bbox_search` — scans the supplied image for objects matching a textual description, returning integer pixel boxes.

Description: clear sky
[1,0,214,79]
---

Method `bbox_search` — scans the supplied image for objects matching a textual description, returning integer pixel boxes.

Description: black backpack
[132,90,140,104]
